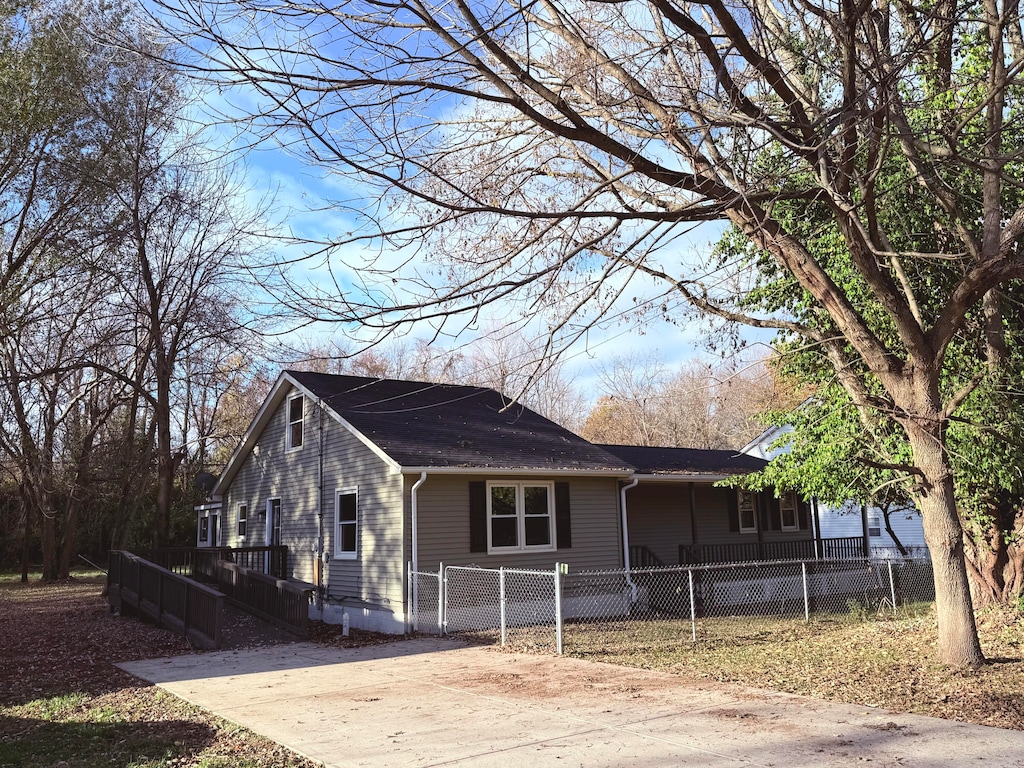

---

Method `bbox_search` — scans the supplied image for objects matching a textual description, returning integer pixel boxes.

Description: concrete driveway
[119,638,1024,767]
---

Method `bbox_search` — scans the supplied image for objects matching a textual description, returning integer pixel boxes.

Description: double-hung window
[286,394,304,450]
[868,514,882,538]
[779,491,799,530]
[237,504,248,538]
[335,489,358,559]
[487,481,554,552]
[737,491,757,533]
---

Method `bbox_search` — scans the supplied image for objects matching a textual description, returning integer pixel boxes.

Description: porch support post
[860,504,870,558]
[688,482,699,545]
[812,497,822,559]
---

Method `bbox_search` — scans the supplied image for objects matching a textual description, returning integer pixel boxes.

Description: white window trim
[868,515,882,538]
[335,487,358,560]
[237,503,248,539]
[486,481,556,553]
[286,394,304,451]
[779,491,799,531]
[738,490,757,534]
[197,509,221,547]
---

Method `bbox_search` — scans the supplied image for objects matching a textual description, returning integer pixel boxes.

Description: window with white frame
[737,490,757,533]
[488,482,554,551]
[286,394,304,450]
[335,489,358,558]
[780,491,799,530]
[198,510,220,546]
[868,514,882,538]
[237,504,248,538]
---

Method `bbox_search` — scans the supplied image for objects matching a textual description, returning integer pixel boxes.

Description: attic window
[286,394,304,450]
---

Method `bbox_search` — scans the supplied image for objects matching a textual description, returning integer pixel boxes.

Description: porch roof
[596,444,767,477]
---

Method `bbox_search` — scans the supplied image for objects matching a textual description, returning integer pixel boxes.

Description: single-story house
[198,371,859,633]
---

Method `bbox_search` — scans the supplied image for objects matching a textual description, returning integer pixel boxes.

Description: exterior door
[265,498,282,573]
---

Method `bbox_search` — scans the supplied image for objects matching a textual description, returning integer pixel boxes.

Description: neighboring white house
[741,424,928,558]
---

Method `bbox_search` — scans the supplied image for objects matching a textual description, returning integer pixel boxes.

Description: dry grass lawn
[560,603,1024,730]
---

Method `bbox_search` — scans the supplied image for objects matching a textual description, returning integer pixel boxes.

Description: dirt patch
[559,606,1024,730]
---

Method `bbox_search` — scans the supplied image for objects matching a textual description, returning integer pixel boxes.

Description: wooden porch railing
[214,561,313,638]
[140,546,289,581]
[107,550,224,649]
[629,545,666,568]
[678,536,867,565]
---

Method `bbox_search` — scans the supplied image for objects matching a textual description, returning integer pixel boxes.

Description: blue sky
[226,133,774,394]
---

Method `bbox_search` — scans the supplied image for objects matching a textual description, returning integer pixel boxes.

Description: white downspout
[410,472,428,631]
[620,478,639,602]
[410,471,428,574]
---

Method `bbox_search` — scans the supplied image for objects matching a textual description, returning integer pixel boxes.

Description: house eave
[631,473,738,483]
[399,466,633,478]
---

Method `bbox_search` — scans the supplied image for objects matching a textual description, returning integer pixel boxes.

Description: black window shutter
[770,494,782,531]
[555,482,572,548]
[798,497,810,530]
[727,489,739,532]
[759,491,772,531]
[469,481,487,552]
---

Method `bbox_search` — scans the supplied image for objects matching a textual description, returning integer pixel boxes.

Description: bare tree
[151,0,1024,666]
[91,46,271,547]
[581,353,792,448]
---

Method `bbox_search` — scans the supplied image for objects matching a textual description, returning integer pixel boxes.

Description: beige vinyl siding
[625,483,692,565]
[221,384,404,610]
[691,485,809,544]
[222,384,318,583]
[321,422,403,608]
[409,474,623,572]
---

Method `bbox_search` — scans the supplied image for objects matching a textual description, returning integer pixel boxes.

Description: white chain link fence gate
[408,557,935,654]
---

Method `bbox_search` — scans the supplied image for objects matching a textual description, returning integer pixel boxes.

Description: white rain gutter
[620,477,639,602]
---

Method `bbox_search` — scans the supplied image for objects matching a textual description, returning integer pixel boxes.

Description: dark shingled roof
[287,371,632,472]
[596,444,767,476]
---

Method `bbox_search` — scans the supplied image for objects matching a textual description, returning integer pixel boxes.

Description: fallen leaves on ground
[0,576,322,767]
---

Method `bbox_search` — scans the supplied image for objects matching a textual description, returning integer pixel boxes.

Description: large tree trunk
[907,422,985,668]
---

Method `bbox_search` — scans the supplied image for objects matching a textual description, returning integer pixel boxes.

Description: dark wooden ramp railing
[107,550,224,649]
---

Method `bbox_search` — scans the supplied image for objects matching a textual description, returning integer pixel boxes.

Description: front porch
[625,481,869,568]
[677,536,867,565]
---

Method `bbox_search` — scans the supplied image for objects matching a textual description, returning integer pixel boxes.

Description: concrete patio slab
[119,637,1024,768]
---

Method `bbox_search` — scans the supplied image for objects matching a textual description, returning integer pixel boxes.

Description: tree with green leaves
[154,0,1024,668]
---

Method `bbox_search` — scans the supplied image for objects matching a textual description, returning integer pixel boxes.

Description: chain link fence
[409,563,563,653]
[409,556,934,654]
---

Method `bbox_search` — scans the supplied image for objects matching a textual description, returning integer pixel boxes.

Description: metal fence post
[499,566,507,647]
[887,560,897,615]
[438,562,445,636]
[554,563,564,655]
[441,563,449,635]
[407,562,412,634]
[688,568,697,643]
[802,562,810,621]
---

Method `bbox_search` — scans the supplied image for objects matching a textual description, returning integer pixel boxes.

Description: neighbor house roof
[285,370,633,473]
[597,444,767,477]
